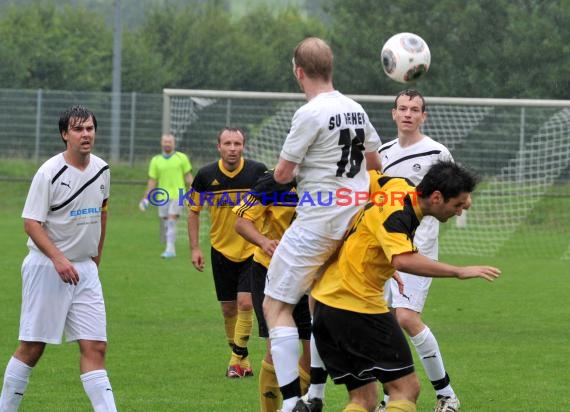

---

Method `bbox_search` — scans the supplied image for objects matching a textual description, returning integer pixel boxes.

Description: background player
[188,127,266,378]
[0,106,117,412]
[263,37,382,412]
[140,133,193,258]
[311,162,501,412]
[377,89,459,412]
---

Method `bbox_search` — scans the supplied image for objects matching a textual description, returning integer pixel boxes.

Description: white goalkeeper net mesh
[165,90,570,259]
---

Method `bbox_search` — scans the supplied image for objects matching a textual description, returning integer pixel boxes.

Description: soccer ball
[380,32,431,83]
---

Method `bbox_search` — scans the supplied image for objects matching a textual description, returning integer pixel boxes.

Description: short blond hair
[293,37,333,82]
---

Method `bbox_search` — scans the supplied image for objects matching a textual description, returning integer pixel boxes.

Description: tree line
[0,0,568,99]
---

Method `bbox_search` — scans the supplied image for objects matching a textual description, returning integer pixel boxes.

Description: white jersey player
[0,106,117,412]
[263,37,382,412]
[376,89,460,412]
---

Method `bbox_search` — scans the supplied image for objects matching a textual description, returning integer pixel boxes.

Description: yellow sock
[235,309,253,348]
[386,400,416,412]
[229,309,253,367]
[343,402,367,412]
[259,360,281,412]
[224,314,237,348]
[299,364,310,396]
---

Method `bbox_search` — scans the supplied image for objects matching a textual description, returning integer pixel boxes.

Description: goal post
[163,89,570,260]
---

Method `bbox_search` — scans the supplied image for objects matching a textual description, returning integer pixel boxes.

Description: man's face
[161,135,175,154]
[431,191,471,222]
[392,95,426,134]
[217,130,244,168]
[62,117,95,155]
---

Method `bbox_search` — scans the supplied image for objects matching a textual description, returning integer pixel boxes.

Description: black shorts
[312,300,414,392]
[211,247,253,301]
[250,260,312,340]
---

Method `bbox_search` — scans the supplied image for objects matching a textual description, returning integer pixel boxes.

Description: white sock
[410,326,455,398]
[0,357,32,412]
[269,326,300,410]
[80,370,117,412]
[160,219,167,243]
[307,334,326,400]
[166,220,176,253]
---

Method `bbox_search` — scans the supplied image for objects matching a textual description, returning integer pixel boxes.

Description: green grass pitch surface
[0,168,569,411]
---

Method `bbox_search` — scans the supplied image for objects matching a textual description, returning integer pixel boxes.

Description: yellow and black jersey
[312,175,423,314]
[190,157,267,262]
[233,187,298,269]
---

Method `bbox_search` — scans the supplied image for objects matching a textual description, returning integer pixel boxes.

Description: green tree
[0,4,112,90]
[325,0,570,98]
[138,4,325,92]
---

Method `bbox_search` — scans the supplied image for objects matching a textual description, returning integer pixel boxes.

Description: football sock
[298,363,310,396]
[166,220,176,253]
[259,360,281,412]
[307,334,327,400]
[224,314,237,348]
[230,309,253,368]
[160,219,167,243]
[80,369,117,412]
[343,403,367,412]
[386,401,416,412]
[0,357,32,412]
[269,326,300,408]
[410,326,455,398]
[386,400,416,412]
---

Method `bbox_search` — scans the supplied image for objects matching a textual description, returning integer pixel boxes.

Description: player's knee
[386,373,420,402]
[237,294,253,310]
[347,382,377,411]
[79,340,107,361]
[395,309,423,335]
[15,341,46,366]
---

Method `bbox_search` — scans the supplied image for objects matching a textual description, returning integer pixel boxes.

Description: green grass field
[0,164,569,411]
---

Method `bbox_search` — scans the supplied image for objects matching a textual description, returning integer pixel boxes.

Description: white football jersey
[280,90,382,239]
[379,135,453,259]
[22,153,110,261]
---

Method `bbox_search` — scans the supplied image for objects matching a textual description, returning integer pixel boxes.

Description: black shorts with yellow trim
[250,260,311,339]
[312,300,414,391]
[211,247,253,301]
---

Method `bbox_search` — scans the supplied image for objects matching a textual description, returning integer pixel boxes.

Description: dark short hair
[217,126,246,144]
[417,160,480,201]
[393,89,426,112]
[58,105,97,144]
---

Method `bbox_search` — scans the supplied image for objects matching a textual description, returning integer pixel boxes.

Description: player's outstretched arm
[455,266,502,281]
[392,252,500,282]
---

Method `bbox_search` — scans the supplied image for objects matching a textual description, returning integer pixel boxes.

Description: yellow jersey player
[233,172,311,412]
[187,127,266,378]
[311,162,501,412]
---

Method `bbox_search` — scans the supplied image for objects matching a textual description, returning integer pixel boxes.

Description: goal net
[164,89,570,260]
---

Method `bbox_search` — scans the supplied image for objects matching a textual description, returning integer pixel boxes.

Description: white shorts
[158,199,183,219]
[19,252,107,344]
[264,224,341,304]
[384,271,432,313]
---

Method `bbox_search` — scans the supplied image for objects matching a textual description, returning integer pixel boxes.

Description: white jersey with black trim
[379,135,453,259]
[22,153,110,261]
[280,90,382,239]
